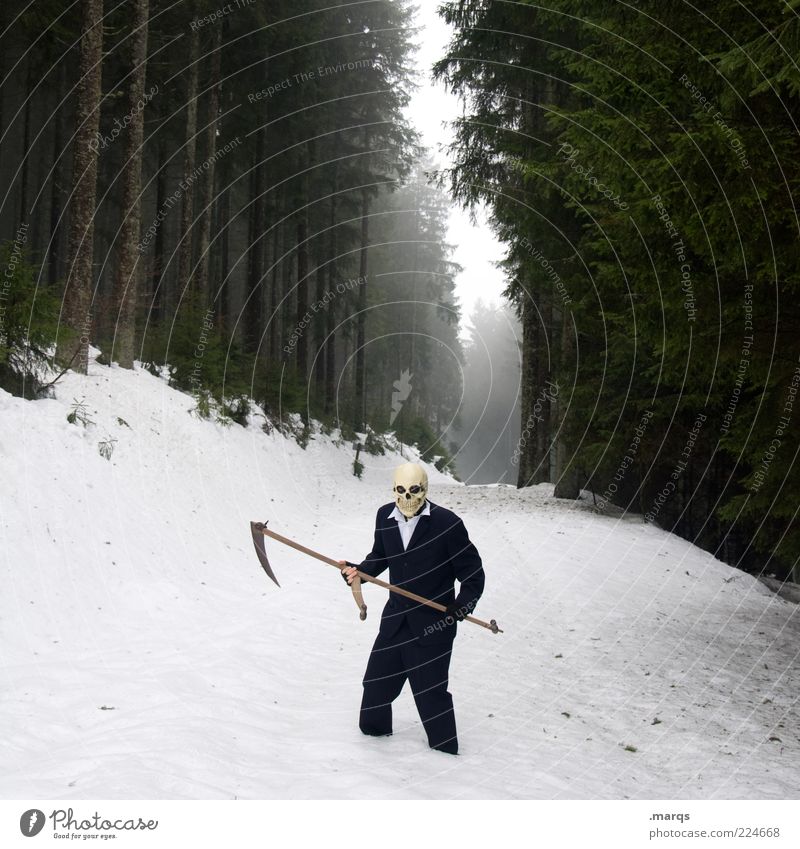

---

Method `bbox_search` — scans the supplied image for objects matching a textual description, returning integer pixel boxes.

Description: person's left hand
[445,602,468,623]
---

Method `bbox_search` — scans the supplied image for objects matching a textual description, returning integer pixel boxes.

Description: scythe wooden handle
[253,523,502,634]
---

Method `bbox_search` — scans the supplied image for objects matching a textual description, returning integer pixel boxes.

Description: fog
[451,301,522,484]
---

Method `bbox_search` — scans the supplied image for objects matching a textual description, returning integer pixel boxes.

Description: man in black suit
[340,462,485,755]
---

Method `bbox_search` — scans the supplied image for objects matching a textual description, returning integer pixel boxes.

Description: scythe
[249,521,502,634]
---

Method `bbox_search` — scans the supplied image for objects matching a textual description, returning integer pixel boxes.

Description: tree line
[436,0,800,582]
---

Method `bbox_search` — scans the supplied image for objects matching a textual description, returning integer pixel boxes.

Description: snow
[1,359,798,800]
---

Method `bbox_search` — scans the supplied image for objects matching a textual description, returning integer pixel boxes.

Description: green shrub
[141,295,257,424]
[0,241,60,398]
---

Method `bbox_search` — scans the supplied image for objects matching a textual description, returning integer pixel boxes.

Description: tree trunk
[0,26,4,150]
[282,222,293,358]
[177,26,199,297]
[47,71,66,288]
[516,285,538,487]
[111,0,150,369]
[196,25,221,302]
[245,127,266,352]
[553,304,579,497]
[219,177,232,330]
[533,289,551,484]
[295,209,309,378]
[324,179,338,417]
[19,61,34,228]
[150,137,168,322]
[313,261,326,397]
[268,222,281,362]
[353,187,369,432]
[56,0,103,372]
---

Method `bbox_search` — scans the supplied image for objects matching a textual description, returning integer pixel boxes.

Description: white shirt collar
[388,499,430,523]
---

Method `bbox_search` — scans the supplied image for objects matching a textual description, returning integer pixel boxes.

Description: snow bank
[1,360,797,799]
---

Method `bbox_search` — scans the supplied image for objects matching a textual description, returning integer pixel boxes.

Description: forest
[436,0,800,583]
[2,0,799,584]
[0,0,462,471]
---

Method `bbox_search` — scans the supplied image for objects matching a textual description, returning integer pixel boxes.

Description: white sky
[404,2,508,334]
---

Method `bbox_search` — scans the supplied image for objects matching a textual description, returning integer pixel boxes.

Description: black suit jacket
[357,500,485,644]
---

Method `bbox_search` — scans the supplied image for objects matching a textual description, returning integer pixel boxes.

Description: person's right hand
[338,560,359,585]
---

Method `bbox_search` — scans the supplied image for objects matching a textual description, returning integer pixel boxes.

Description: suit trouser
[359,615,458,754]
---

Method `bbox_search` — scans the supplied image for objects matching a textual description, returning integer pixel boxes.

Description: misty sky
[405,3,508,335]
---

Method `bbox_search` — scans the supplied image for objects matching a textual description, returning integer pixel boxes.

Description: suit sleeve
[357,508,389,580]
[447,517,485,614]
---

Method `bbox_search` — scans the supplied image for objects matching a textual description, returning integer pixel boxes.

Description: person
[339,462,485,755]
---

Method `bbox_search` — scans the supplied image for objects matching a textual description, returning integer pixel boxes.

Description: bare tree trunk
[150,137,167,322]
[177,25,199,297]
[324,180,338,417]
[295,209,309,378]
[282,222,293,357]
[18,61,34,228]
[516,286,538,487]
[353,187,369,432]
[48,71,67,288]
[0,27,5,151]
[245,127,266,352]
[533,290,551,484]
[268,222,281,362]
[56,0,103,372]
[196,25,221,302]
[111,0,150,369]
[553,306,579,498]
[219,179,232,329]
[265,225,280,363]
[313,262,326,396]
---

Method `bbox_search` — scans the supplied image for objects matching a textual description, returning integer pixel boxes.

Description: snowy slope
[1,360,798,800]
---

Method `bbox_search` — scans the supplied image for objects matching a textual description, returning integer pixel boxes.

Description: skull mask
[393,462,428,518]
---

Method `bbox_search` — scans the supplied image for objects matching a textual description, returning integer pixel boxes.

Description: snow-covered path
[1,364,798,799]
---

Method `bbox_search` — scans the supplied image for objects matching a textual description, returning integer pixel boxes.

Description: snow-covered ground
[1,360,798,800]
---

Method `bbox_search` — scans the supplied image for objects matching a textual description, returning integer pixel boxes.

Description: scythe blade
[250,521,281,587]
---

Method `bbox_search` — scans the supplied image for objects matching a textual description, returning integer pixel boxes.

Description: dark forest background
[0,0,464,473]
[2,0,799,585]
[436,0,800,584]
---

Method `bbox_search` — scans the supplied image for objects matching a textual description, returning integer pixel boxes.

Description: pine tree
[110,0,150,369]
[56,0,104,372]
